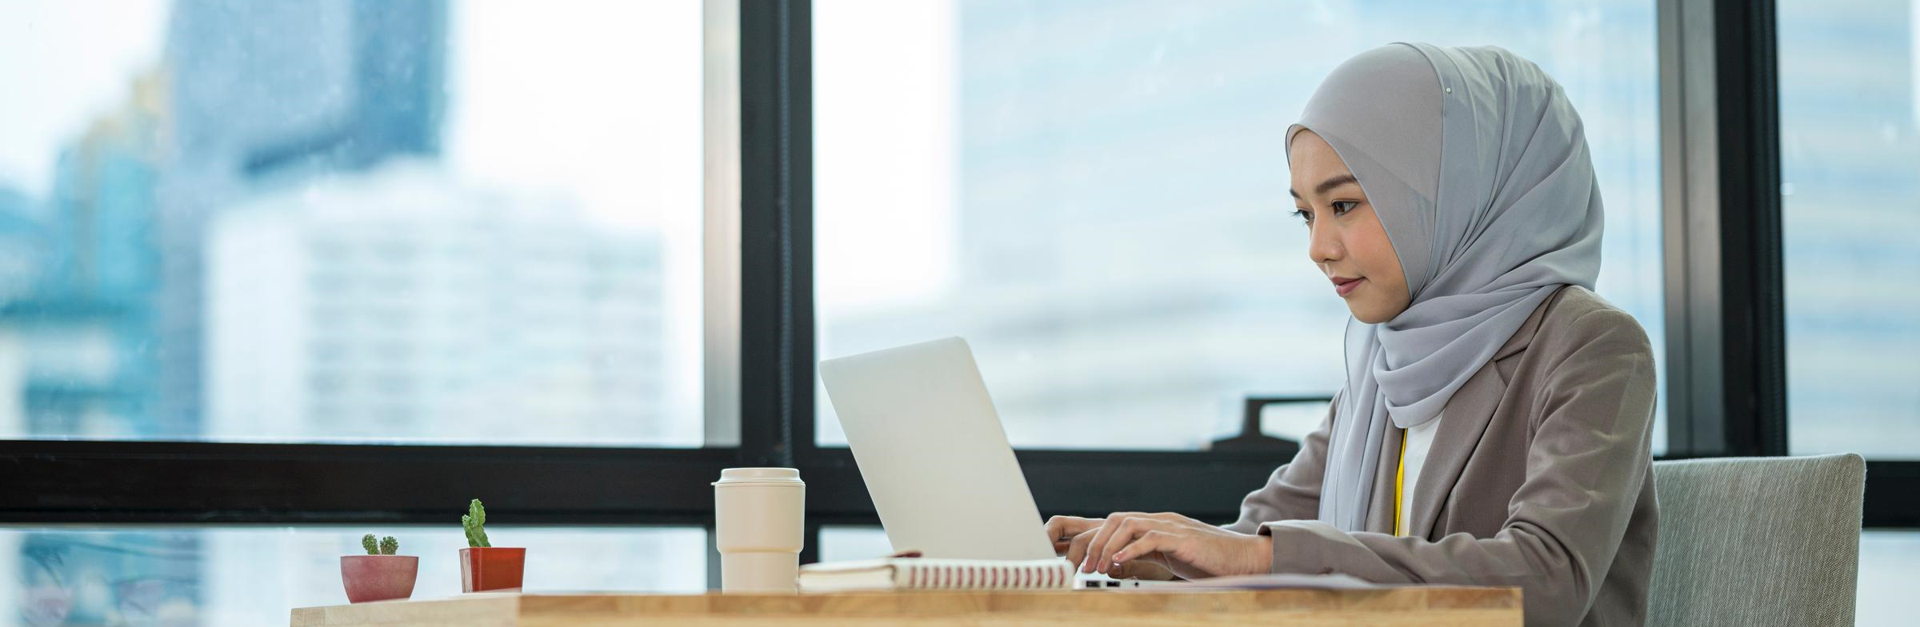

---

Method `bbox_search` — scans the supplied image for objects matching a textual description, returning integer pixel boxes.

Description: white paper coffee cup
[713,467,805,593]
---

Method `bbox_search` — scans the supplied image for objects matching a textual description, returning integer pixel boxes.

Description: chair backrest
[1647,454,1866,627]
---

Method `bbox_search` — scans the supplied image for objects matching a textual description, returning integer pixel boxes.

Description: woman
[1046,43,1658,627]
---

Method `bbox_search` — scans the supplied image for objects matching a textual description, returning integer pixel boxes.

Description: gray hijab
[1287,43,1604,532]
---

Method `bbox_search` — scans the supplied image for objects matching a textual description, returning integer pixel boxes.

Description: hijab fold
[1289,44,1604,532]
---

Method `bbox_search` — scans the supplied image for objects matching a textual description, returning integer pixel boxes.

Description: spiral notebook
[797,557,1076,593]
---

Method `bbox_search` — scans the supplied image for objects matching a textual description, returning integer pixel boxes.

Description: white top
[1398,413,1442,536]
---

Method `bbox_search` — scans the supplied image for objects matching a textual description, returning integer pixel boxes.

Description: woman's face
[1289,130,1411,324]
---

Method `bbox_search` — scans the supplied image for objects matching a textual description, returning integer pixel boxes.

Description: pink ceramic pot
[340,555,419,603]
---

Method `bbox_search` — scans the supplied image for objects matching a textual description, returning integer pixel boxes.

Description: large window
[0,0,705,446]
[0,0,717,620]
[1777,0,1920,460]
[813,0,1665,451]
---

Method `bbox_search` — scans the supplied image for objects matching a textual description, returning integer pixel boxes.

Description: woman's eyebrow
[1288,174,1361,199]
[1314,174,1360,195]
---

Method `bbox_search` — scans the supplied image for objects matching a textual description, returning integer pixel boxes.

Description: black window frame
[0,0,1911,596]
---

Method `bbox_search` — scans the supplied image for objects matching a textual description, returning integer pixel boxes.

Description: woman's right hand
[1044,515,1178,581]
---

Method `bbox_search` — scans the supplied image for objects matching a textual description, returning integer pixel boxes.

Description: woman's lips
[1333,276,1365,297]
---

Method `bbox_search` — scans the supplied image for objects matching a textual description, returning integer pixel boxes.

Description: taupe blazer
[1225,285,1658,627]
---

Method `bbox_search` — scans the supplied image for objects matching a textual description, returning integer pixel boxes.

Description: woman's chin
[1345,301,1402,325]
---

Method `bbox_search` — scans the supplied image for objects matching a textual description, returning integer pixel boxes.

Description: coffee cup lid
[713,467,803,485]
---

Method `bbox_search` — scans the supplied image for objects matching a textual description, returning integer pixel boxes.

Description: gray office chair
[1647,453,1866,627]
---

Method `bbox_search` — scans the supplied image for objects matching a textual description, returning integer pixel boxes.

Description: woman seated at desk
[1046,43,1658,627]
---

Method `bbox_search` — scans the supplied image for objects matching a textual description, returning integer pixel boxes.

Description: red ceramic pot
[460,547,526,593]
[340,555,419,603]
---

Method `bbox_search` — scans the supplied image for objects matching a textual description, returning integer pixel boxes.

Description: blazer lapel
[1405,361,1506,539]
[1403,289,1558,539]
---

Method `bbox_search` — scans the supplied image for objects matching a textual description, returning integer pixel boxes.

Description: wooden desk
[291,586,1521,626]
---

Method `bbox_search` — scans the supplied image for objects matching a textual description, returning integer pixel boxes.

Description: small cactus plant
[360,534,399,555]
[462,499,491,548]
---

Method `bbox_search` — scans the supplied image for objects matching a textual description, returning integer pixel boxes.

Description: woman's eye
[1290,208,1312,225]
[1331,201,1358,215]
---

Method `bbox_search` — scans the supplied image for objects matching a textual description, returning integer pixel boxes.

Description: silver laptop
[819,337,1057,561]
[819,337,1168,588]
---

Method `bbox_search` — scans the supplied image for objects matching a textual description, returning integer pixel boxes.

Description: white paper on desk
[1139,573,1385,591]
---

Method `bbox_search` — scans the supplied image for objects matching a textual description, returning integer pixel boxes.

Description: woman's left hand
[1079,512,1273,580]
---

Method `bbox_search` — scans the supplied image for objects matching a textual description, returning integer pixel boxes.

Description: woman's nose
[1308,223,1342,265]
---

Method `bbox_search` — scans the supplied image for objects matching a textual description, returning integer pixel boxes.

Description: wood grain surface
[292,587,1521,627]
